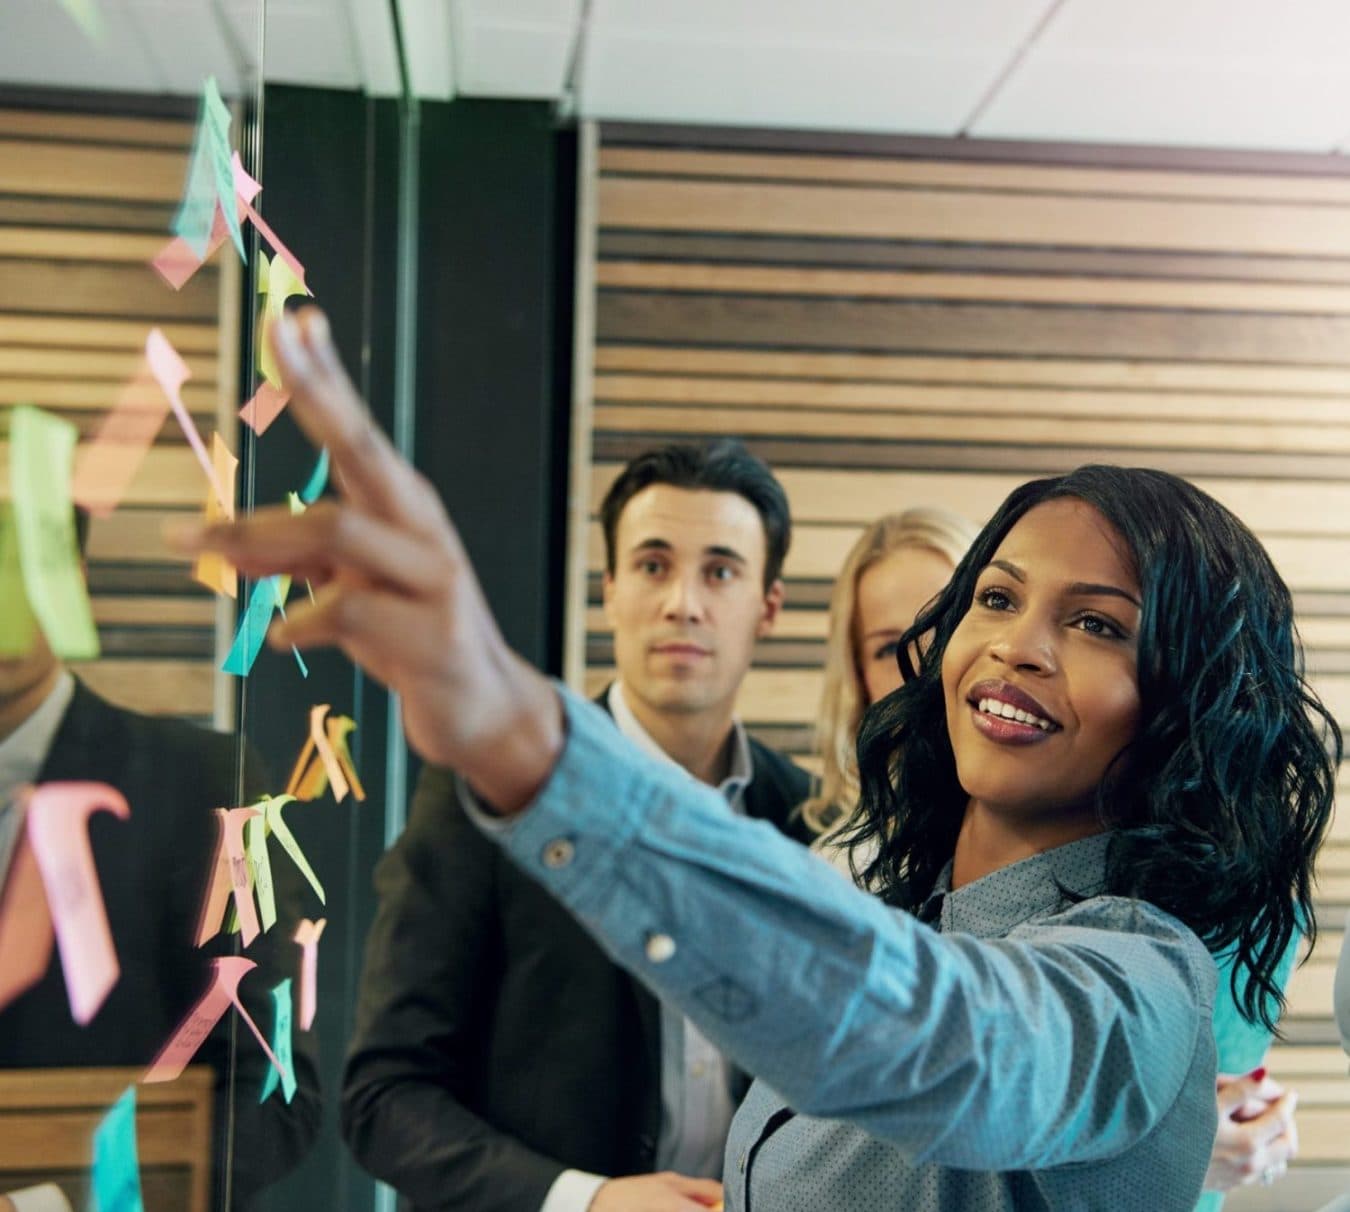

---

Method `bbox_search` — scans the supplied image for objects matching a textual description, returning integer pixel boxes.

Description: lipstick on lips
[967,679,1061,746]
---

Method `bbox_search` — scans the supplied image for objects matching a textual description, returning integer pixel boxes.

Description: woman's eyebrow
[1068,582,1142,609]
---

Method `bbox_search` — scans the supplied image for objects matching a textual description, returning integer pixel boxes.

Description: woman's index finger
[271,307,423,526]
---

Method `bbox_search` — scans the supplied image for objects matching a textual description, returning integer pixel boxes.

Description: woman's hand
[1203,1069,1298,1191]
[171,307,562,813]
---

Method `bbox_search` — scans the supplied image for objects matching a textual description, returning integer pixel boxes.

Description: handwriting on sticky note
[260,978,297,1105]
[220,806,261,946]
[0,829,55,1013]
[0,505,38,657]
[294,918,326,1031]
[144,956,287,1084]
[244,814,277,935]
[91,1086,145,1212]
[173,78,241,262]
[10,406,100,660]
[263,795,324,904]
[26,781,130,1025]
[192,432,238,598]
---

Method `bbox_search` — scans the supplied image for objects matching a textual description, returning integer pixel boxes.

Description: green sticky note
[10,406,99,659]
[0,505,37,656]
[264,795,325,904]
[58,0,104,40]
[203,78,244,260]
[245,813,277,934]
[173,77,243,262]
[260,978,297,1104]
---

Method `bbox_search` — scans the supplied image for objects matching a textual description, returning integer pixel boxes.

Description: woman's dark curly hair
[845,464,1339,1032]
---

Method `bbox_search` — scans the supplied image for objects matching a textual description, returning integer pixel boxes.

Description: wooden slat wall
[0,103,231,723]
[575,122,1350,1179]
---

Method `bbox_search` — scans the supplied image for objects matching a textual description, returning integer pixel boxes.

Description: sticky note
[258,253,311,389]
[152,168,260,291]
[91,1086,144,1212]
[288,712,365,802]
[173,78,242,261]
[10,406,99,660]
[71,351,172,519]
[0,830,55,1013]
[26,781,130,1025]
[238,382,291,437]
[145,329,229,515]
[232,155,308,286]
[260,979,297,1104]
[311,705,350,802]
[144,956,286,1085]
[195,806,261,946]
[262,794,324,905]
[222,575,280,677]
[327,715,367,801]
[294,918,325,1031]
[299,449,329,504]
[0,505,38,657]
[192,432,238,598]
[244,813,276,935]
[57,0,103,41]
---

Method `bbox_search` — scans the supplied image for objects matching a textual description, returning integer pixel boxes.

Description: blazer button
[542,838,575,868]
[645,933,677,963]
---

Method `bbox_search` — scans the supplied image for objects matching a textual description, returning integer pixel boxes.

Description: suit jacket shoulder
[745,736,812,844]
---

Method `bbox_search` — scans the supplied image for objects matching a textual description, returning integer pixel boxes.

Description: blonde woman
[802,507,978,846]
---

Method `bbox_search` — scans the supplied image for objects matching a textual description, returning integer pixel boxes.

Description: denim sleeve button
[542,838,575,869]
[645,933,677,963]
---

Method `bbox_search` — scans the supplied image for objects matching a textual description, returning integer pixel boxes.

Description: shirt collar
[607,681,753,808]
[0,670,75,808]
[919,831,1113,938]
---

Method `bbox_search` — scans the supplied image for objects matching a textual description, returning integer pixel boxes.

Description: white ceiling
[9,0,1350,153]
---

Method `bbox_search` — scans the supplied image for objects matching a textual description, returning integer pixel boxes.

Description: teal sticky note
[172,77,243,261]
[58,0,104,40]
[222,576,279,676]
[90,1086,145,1212]
[299,448,329,505]
[260,978,297,1104]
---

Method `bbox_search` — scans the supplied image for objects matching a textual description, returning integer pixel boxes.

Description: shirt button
[541,838,575,869]
[645,933,677,963]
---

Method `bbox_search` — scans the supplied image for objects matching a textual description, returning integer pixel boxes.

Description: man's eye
[708,565,736,582]
[638,560,664,576]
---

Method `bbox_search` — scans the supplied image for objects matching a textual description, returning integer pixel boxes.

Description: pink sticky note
[71,364,172,518]
[232,155,308,287]
[310,705,349,803]
[238,382,291,436]
[151,207,229,291]
[144,956,287,1085]
[0,830,55,1013]
[25,782,130,1026]
[195,806,260,946]
[144,329,229,516]
[294,917,326,1031]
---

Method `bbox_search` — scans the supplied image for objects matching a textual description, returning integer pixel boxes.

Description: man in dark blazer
[0,558,321,1206]
[342,441,814,1212]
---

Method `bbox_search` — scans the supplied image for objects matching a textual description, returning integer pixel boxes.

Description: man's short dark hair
[599,440,791,589]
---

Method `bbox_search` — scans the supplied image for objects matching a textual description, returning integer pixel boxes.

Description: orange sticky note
[191,432,238,598]
[71,361,171,518]
[143,956,286,1085]
[238,382,291,436]
[195,806,260,947]
[25,782,130,1025]
[0,829,55,1013]
[326,715,366,802]
[151,170,260,291]
[294,918,325,1031]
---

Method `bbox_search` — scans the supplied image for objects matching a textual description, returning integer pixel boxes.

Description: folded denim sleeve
[463,685,1213,1171]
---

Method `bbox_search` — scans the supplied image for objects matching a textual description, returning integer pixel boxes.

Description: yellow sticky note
[0,505,38,656]
[192,432,239,598]
[258,254,309,388]
[10,406,99,659]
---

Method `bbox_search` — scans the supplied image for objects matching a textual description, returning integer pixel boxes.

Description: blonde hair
[801,507,979,836]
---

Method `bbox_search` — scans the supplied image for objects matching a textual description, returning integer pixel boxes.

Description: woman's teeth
[977,698,1054,732]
